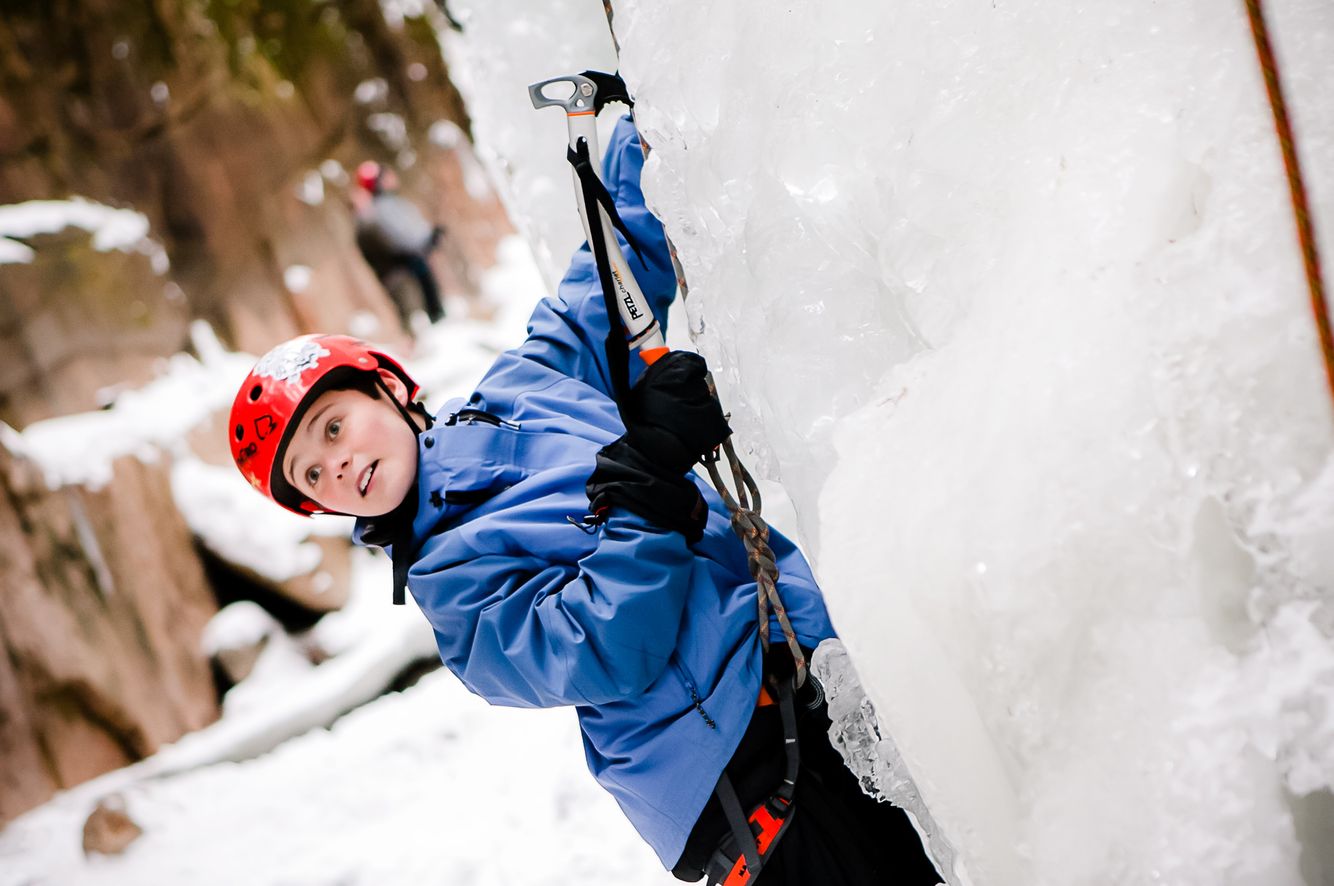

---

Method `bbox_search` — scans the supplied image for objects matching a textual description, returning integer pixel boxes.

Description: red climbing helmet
[355,161,383,194]
[229,334,419,515]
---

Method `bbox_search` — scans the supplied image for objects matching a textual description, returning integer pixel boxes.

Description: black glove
[622,351,732,474]
[584,352,729,542]
[586,438,710,543]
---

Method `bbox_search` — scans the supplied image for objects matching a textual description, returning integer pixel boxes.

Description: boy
[230,117,940,885]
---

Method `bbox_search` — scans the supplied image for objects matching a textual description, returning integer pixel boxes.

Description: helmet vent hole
[234,424,244,441]
[249,384,262,401]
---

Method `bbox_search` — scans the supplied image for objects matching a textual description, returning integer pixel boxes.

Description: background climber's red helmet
[355,160,383,194]
[229,334,419,516]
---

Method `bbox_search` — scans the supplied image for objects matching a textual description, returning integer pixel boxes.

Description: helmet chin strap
[374,376,433,434]
[364,375,430,608]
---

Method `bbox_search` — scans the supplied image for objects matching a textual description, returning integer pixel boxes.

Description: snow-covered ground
[0,551,665,886]
[440,1,1334,884]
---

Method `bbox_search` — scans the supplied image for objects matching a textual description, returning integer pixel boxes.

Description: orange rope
[1243,0,1334,413]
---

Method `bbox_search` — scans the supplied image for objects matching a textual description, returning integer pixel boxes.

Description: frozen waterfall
[438,1,1334,884]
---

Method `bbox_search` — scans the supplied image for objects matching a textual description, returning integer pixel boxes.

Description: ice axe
[528,72,668,371]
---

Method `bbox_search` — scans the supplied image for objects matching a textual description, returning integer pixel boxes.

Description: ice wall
[432,0,619,290]
[439,1,1334,884]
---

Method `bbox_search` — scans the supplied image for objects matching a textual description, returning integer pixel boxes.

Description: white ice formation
[442,1,1334,884]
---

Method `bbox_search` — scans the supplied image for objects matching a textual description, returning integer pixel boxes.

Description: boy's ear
[375,368,411,406]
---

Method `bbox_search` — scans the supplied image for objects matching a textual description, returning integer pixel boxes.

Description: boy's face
[282,369,419,518]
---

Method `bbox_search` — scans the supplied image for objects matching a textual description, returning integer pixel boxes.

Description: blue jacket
[356,117,836,868]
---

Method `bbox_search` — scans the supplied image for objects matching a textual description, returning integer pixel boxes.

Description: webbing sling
[567,135,655,418]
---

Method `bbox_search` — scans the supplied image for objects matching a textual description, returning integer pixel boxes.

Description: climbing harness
[704,660,804,886]
[531,67,809,884]
[1243,0,1334,415]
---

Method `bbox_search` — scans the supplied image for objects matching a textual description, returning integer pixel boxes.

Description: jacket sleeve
[504,115,680,400]
[411,507,695,708]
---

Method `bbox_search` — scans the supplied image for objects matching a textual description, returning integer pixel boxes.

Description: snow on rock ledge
[0,197,167,272]
[17,323,252,491]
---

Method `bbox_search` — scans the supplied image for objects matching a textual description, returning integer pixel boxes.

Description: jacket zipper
[446,408,520,430]
[673,659,716,729]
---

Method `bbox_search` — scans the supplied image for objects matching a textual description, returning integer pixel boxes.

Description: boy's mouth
[358,460,378,496]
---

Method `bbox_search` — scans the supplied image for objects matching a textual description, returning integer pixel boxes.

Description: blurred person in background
[352,160,447,330]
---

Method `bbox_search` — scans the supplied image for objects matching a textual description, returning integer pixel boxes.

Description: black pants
[402,254,445,322]
[674,680,943,886]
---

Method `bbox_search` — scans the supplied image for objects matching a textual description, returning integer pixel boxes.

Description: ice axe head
[528,73,598,115]
[528,71,632,116]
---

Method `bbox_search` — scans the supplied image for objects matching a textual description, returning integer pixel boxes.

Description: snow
[295,171,325,206]
[0,553,664,886]
[200,600,281,658]
[367,111,409,152]
[347,309,382,339]
[353,77,388,105]
[0,237,34,263]
[319,158,348,186]
[428,118,463,149]
[428,119,496,200]
[17,675,662,885]
[440,2,1334,884]
[283,263,314,292]
[404,235,548,405]
[172,455,345,583]
[378,0,429,32]
[435,1,621,291]
[17,323,250,490]
[0,197,164,270]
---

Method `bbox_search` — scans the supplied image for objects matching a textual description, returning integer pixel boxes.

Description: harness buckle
[715,796,795,886]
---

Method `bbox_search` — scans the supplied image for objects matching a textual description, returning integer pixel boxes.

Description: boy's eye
[327,419,341,439]
[306,465,321,487]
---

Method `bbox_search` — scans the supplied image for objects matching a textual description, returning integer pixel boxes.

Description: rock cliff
[0,0,510,426]
[0,0,512,823]
[0,442,218,824]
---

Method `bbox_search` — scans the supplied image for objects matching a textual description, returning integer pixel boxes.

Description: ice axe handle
[529,73,666,361]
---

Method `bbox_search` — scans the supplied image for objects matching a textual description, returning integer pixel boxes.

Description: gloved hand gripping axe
[529,70,809,689]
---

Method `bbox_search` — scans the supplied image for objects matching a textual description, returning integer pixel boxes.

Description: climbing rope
[1243,0,1334,413]
[701,437,809,688]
